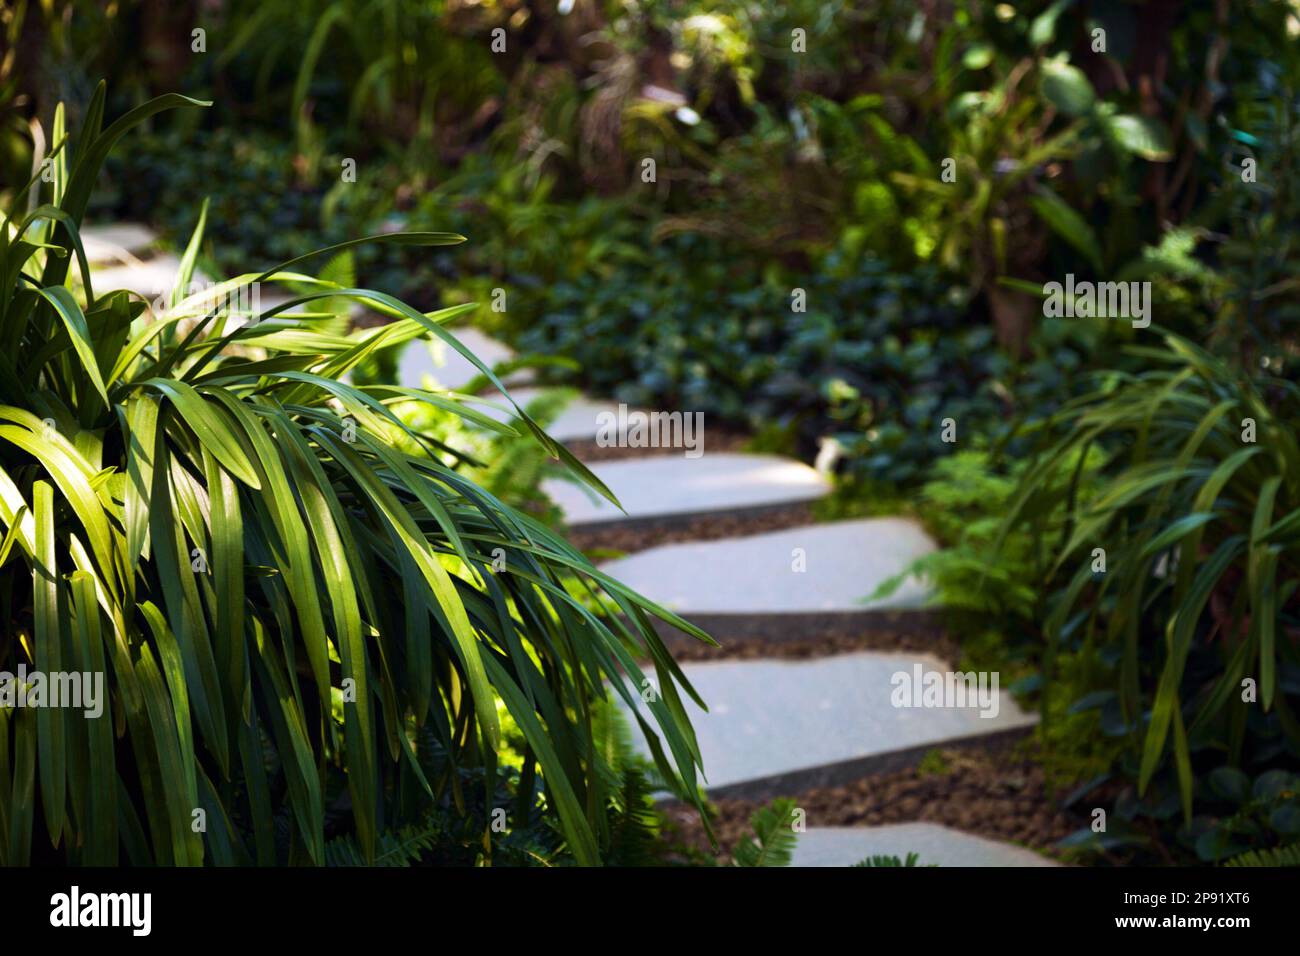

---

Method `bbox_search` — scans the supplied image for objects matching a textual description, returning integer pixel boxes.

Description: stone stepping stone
[545,453,829,527]
[624,651,1036,793]
[80,223,157,264]
[398,329,533,392]
[599,517,935,613]
[791,824,1059,867]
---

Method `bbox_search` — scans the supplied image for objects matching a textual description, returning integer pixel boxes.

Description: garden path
[405,314,1058,868]
[84,221,1057,867]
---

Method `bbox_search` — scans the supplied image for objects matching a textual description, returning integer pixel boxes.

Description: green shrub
[1005,332,1300,853]
[0,85,711,866]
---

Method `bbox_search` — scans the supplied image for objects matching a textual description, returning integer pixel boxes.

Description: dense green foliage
[0,85,713,866]
[7,0,1300,867]
[34,0,1201,483]
[1000,334,1300,862]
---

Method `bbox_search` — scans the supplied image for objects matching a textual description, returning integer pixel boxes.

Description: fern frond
[325,823,443,867]
[732,798,798,867]
[1225,843,1300,867]
[606,768,663,867]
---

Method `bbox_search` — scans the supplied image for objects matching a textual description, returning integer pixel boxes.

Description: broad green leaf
[1106,114,1175,161]
[1041,61,1096,116]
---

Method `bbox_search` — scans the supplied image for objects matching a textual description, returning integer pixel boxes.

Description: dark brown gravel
[655,623,960,664]
[660,738,1090,864]
[568,501,817,555]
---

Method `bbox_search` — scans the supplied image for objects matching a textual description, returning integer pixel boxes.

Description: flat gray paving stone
[398,329,532,392]
[599,518,935,612]
[624,652,1035,791]
[545,453,830,526]
[80,223,157,264]
[791,824,1059,867]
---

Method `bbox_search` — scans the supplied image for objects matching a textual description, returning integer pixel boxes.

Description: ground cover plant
[54,1,1249,495]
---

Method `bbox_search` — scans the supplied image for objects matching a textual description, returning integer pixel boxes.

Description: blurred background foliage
[5,0,1300,865]
[5,0,1283,484]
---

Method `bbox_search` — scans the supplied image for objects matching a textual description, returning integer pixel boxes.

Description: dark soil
[656,622,959,664]
[660,738,1092,864]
